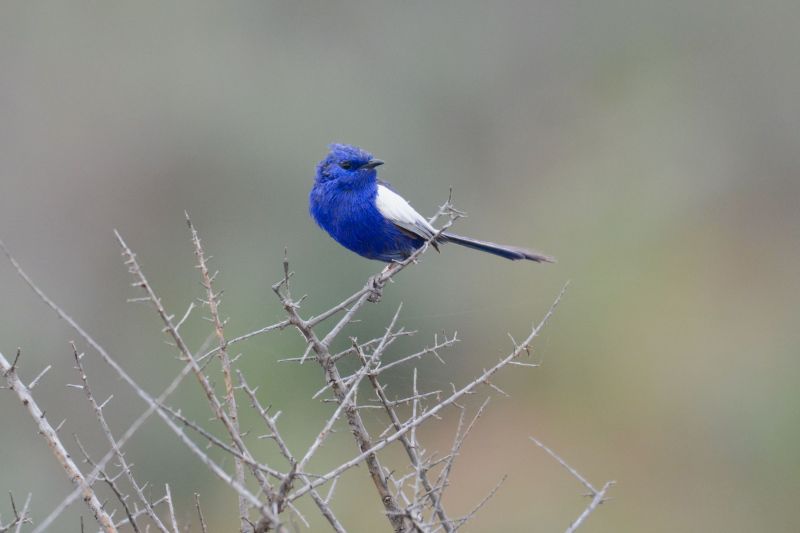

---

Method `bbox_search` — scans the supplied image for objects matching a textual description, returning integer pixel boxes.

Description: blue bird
[309,144,554,264]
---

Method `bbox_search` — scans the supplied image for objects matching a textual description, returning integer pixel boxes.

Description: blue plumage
[309,144,554,264]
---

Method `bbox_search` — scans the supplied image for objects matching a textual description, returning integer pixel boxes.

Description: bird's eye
[339,161,353,170]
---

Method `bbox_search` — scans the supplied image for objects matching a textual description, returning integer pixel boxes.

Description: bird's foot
[368,262,401,303]
[367,272,390,303]
[367,275,384,303]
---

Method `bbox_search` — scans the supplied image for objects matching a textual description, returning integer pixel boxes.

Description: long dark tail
[440,232,555,263]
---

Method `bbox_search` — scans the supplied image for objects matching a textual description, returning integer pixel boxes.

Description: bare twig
[72,342,169,533]
[156,401,285,479]
[163,485,180,533]
[529,437,614,533]
[297,350,376,472]
[356,314,454,531]
[1,240,270,532]
[0,492,32,533]
[451,475,507,531]
[529,437,597,494]
[376,332,458,375]
[238,373,347,532]
[38,332,216,532]
[291,282,567,502]
[73,435,140,533]
[566,481,614,533]
[12,493,31,533]
[273,256,411,532]
[0,351,117,532]
[27,364,51,390]
[1,204,581,533]
[187,213,248,531]
[114,230,283,530]
[3,230,351,530]
[194,494,208,533]
[431,398,491,529]
[109,496,169,530]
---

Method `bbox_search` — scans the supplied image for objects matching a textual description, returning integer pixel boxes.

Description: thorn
[9,348,21,374]
[99,394,114,410]
[28,364,52,389]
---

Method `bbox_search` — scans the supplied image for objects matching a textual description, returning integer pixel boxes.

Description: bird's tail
[440,232,555,263]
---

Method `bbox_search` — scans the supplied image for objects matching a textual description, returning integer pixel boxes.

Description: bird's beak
[362,159,384,169]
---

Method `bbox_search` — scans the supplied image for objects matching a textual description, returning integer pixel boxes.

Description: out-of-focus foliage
[1,2,798,531]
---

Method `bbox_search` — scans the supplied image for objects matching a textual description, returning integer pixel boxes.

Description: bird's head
[315,143,384,186]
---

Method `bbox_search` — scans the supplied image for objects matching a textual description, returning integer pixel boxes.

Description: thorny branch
[529,437,615,533]
[0,241,276,533]
[0,493,32,533]
[0,199,612,532]
[114,229,286,532]
[0,351,117,533]
[71,342,169,533]
[72,435,141,533]
[187,213,249,532]
[287,282,568,504]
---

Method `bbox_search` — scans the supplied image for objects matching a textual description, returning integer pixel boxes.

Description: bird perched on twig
[309,143,554,264]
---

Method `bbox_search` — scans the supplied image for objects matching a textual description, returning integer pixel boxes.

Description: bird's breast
[311,184,377,230]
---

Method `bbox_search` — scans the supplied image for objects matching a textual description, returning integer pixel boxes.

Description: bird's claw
[367,275,384,303]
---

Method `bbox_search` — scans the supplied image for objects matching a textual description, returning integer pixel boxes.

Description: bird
[309,143,554,264]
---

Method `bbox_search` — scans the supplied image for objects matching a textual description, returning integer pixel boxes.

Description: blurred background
[1,2,799,531]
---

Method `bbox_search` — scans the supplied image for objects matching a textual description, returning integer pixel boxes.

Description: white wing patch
[375,184,436,240]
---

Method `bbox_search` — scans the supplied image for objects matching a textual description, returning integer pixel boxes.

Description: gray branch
[0,351,117,532]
